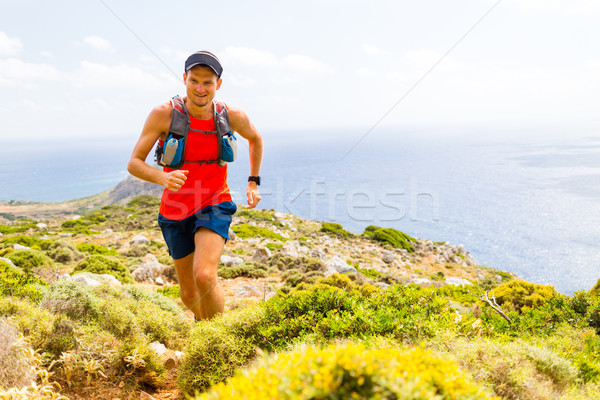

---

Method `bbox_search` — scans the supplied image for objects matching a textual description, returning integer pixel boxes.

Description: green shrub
[236,208,275,222]
[0,296,55,348]
[156,285,180,298]
[194,342,494,400]
[282,269,324,288]
[570,290,591,315]
[0,259,46,301]
[6,249,53,274]
[491,279,559,313]
[60,218,97,234]
[127,194,161,209]
[0,219,38,234]
[81,210,108,225]
[357,267,382,279]
[1,235,52,250]
[116,340,165,390]
[256,276,451,350]
[42,281,190,348]
[590,278,600,298]
[43,315,77,356]
[122,285,185,320]
[320,222,353,238]
[41,279,100,320]
[231,224,286,241]
[577,357,600,383]
[45,240,81,263]
[218,262,268,279]
[363,225,416,252]
[562,290,600,335]
[480,292,584,336]
[73,255,134,284]
[269,254,324,273]
[265,242,283,252]
[98,285,188,347]
[178,306,266,395]
[61,218,87,229]
[431,284,478,305]
[587,298,600,335]
[281,269,302,286]
[526,323,600,383]
[444,337,580,399]
[76,242,118,256]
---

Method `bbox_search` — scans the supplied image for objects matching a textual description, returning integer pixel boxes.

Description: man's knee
[179,285,198,307]
[194,267,218,292]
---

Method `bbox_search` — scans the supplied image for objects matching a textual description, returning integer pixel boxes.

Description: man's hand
[246,182,261,208]
[163,170,189,192]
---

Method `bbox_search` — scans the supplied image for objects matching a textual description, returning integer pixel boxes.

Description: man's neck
[185,98,213,120]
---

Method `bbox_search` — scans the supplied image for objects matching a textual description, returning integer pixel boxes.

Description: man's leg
[192,227,226,320]
[173,252,204,319]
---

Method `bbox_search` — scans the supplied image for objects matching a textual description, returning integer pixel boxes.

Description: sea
[2,125,599,295]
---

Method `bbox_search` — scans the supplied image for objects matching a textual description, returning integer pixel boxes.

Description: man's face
[183,65,222,108]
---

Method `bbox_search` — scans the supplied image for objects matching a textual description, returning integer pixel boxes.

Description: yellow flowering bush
[491,279,558,313]
[194,343,496,400]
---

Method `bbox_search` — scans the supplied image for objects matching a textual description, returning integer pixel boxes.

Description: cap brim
[186,62,221,77]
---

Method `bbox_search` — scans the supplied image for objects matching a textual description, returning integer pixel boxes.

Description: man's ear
[216,78,222,90]
[182,72,187,84]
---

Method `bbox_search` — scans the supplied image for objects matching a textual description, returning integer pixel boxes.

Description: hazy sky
[1,0,599,141]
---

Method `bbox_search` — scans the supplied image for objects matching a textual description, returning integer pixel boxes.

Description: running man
[127,51,263,320]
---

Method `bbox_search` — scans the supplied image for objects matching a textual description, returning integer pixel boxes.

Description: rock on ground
[324,256,357,277]
[234,285,263,297]
[149,341,168,356]
[228,228,237,241]
[0,257,17,268]
[132,254,170,284]
[280,240,310,258]
[70,272,122,287]
[381,250,395,264]
[251,246,272,263]
[221,254,244,267]
[373,282,390,289]
[409,278,432,287]
[445,277,473,286]
[130,234,150,245]
[139,391,156,400]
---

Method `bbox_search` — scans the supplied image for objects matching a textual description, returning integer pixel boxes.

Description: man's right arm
[127,103,188,192]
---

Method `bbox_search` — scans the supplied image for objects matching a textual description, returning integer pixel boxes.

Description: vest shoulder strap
[214,101,232,137]
[169,96,190,138]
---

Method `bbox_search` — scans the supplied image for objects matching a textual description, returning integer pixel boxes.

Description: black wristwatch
[248,176,261,186]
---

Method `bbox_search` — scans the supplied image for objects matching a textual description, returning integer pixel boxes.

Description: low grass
[363,225,416,252]
[231,224,286,241]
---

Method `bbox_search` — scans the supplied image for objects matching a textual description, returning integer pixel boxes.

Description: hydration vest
[154,96,237,169]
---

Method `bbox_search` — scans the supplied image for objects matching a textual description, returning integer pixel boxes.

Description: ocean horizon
[2,126,599,295]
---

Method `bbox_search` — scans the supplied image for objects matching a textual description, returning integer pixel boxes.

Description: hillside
[1,187,600,399]
[0,175,163,220]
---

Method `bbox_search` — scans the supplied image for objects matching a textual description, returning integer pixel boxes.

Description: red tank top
[158,112,232,220]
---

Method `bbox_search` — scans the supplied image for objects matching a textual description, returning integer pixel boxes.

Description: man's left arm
[228,107,263,209]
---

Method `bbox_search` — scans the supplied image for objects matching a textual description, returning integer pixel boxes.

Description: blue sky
[1,0,599,141]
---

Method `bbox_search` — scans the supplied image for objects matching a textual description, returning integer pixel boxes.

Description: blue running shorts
[158,201,237,260]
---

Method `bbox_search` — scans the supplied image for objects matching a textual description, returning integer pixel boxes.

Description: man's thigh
[193,227,226,273]
[173,252,195,294]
